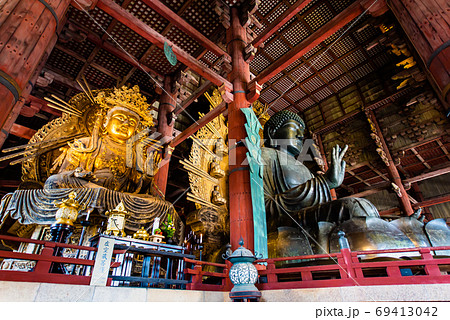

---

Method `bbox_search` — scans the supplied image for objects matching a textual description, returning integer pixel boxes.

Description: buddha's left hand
[324,144,348,189]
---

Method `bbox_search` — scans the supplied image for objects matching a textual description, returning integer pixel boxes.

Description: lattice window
[266,4,288,24]
[330,76,353,91]
[260,88,280,103]
[67,6,113,36]
[84,65,116,88]
[250,54,271,73]
[110,23,150,59]
[330,36,356,57]
[94,49,133,77]
[273,77,295,93]
[203,51,219,64]
[351,64,374,80]
[304,3,334,32]
[309,51,333,70]
[340,49,366,70]
[286,87,307,102]
[47,48,84,78]
[290,65,314,82]
[321,64,345,82]
[303,77,324,93]
[283,22,311,46]
[264,39,290,60]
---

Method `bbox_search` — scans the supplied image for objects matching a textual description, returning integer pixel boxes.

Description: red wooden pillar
[227,7,254,251]
[0,0,71,131]
[154,75,177,197]
[388,0,450,104]
[368,110,414,216]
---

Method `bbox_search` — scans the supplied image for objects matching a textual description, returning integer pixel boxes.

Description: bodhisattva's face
[272,119,305,157]
[105,109,139,143]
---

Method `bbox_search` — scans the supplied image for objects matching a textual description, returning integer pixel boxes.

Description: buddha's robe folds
[261,147,379,233]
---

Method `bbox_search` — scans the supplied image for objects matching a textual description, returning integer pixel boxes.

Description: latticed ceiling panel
[260,88,280,104]
[340,49,367,70]
[296,97,315,111]
[126,0,170,33]
[84,65,117,88]
[160,0,189,12]
[181,0,221,38]
[321,64,345,82]
[330,75,353,92]
[283,21,311,47]
[270,98,290,112]
[166,28,200,56]
[258,0,279,16]
[330,36,357,57]
[302,77,325,93]
[109,22,151,59]
[264,39,291,61]
[62,39,97,60]
[127,69,157,100]
[268,72,284,84]
[94,49,133,77]
[304,3,334,31]
[250,54,272,74]
[266,3,289,24]
[144,46,180,74]
[67,6,113,36]
[351,63,374,80]
[309,51,334,70]
[290,65,314,82]
[286,87,307,102]
[46,48,85,78]
[273,77,295,93]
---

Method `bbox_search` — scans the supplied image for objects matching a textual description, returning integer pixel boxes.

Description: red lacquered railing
[183,258,232,291]
[0,235,122,285]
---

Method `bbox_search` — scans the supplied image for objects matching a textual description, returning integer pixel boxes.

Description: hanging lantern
[104,202,130,237]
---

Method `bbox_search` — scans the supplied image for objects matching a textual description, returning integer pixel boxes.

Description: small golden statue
[210,157,225,178]
[53,191,84,226]
[214,138,227,157]
[211,185,226,206]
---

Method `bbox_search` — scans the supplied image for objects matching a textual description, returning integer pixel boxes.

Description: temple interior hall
[0,0,449,302]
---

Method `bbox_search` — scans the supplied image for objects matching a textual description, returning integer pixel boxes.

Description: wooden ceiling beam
[412,193,450,209]
[250,1,364,85]
[97,0,232,89]
[403,163,450,185]
[10,124,37,140]
[252,0,314,48]
[174,80,212,115]
[141,0,230,61]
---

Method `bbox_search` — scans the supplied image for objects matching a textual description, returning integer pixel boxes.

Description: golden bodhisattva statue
[0,86,183,241]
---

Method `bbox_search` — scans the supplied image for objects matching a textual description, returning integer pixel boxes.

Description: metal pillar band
[0,70,21,102]
[38,0,60,30]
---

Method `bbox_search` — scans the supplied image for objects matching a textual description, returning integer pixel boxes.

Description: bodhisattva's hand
[324,144,348,189]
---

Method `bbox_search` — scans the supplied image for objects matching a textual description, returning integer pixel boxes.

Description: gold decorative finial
[133,227,150,241]
[95,85,154,127]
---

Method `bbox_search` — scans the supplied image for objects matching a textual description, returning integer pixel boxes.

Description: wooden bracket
[215,0,231,29]
[219,84,233,103]
[244,44,257,63]
[246,81,262,104]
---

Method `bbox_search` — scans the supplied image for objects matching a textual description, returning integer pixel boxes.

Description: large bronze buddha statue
[261,110,379,255]
[0,86,183,240]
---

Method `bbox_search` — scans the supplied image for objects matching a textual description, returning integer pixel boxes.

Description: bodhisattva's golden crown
[95,85,154,127]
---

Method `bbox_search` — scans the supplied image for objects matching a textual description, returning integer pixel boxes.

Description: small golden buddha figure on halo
[209,157,225,179]
[211,185,226,206]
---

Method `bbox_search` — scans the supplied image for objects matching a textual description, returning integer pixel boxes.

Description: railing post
[223,260,233,291]
[33,242,56,275]
[339,231,356,281]
[420,248,442,276]
[266,260,277,284]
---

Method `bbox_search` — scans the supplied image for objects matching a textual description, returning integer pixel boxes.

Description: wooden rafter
[141,0,230,61]
[250,1,364,85]
[252,0,314,48]
[97,0,232,89]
